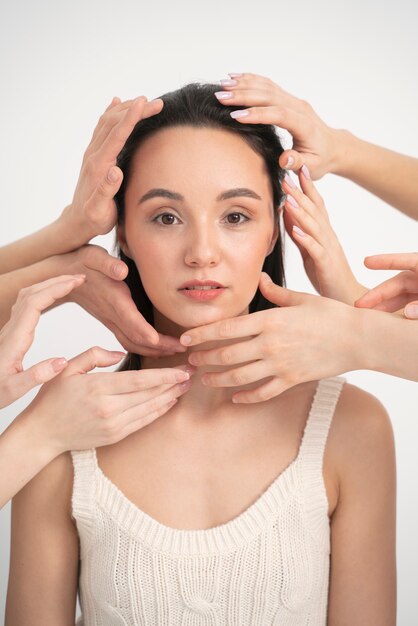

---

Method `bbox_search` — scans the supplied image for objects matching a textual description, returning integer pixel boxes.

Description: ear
[266,218,279,256]
[116,223,132,258]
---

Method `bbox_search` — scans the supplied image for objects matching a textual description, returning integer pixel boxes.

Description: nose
[184,223,221,268]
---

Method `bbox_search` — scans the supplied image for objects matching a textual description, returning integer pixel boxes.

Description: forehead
[129,126,272,196]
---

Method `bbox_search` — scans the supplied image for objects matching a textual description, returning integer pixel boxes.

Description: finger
[201,361,270,388]
[284,196,322,244]
[369,293,418,312]
[297,166,326,212]
[232,377,290,404]
[279,150,305,172]
[405,301,418,319]
[98,367,192,394]
[290,225,326,270]
[189,337,262,367]
[229,105,310,140]
[215,87,279,108]
[364,253,418,273]
[105,96,122,112]
[114,396,178,442]
[107,322,181,357]
[88,99,135,149]
[96,97,151,164]
[0,358,69,407]
[82,245,128,281]
[283,173,326,224]
[6,276,86,350]
[83,167,123,235]
[62,347,126,377]
[258,273,307,306]
[180,312,263,347]
[109,379,191,414]
[355,272,414,309]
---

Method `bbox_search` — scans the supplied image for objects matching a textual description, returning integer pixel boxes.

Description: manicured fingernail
[284,173,296,189]
[405,304,418,319]
[107,167,120,183]
[228,73,242,78]
[220,79,237,87]
[201,375,209,385]
[293,225,306,237]
[51,358,67,372]
[286,194,299,209]
[188,353,198,365]
[285,156,295,168]
[181,334,192,345]
[179,380,192,391]
[301,164,311,180]
[215,91,233,100]
[230,110,249,119]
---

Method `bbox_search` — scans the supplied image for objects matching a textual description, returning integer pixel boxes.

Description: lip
[178,280,227,302]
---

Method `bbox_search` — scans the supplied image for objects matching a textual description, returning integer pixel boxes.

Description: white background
[0,0,417,622]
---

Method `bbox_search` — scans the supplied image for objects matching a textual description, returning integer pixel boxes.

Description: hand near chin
[180,274,360,403]
[282,167,365,304]
[59,96,164,248]
[57,244,185,356]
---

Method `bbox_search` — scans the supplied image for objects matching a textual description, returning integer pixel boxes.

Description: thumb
[279,150,305,173]
[259,273,307,306]
[61,347,125,377]
[404,301,418,320]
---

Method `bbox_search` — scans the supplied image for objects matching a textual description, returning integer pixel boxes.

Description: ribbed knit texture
[71,377,345,625]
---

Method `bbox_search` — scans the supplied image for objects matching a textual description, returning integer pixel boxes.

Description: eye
[225,212,250,225]
[153,212,181,226]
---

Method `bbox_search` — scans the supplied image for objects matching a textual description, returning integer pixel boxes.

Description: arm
[326,384,396,625]
[220,72,418,220]
[5,452,79,625]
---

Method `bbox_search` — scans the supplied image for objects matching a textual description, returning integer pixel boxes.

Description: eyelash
[152,211,251,226]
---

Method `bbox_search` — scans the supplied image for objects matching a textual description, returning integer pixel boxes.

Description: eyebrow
[138,187,262,204]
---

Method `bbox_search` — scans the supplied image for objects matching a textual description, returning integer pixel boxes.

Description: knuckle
[219,348,233,365]
[299,99,312,113]
[231,369,247,386]
[219,320,234,338]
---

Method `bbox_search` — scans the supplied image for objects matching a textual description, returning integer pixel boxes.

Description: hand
[282,167,364,304]
[216,72,342,179]
[21,347,194,455]
[59,96,164,247]
[180,273,361,403]
[0,274,86,408]
[355,252,418,318]
[58,244,185,356]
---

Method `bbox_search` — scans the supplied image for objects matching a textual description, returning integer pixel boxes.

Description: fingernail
[405,304,418,319]
[112,263,126,278]
[201,375,209,385]
[107,167,119,183]
[293,225,306,237]
[177,364,197,375]
[228,73,242,78]
[230,110,249,119]
[181,334,192,345]
[111,351,126,358]
[51,358,67,372]
[284,173,296,189]
[188,354,198,365]
[220,79,237,87]
[175,371,190,381]
[179,380,192,392]
[286,194,299,209]
[73,274,86,281]
[285,156,295,168]
[174,345,187,352]
[301,164,311,180]
[261,272,272,282]
[215,91,233,100]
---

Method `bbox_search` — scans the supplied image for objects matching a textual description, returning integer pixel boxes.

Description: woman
[6,83,396,625]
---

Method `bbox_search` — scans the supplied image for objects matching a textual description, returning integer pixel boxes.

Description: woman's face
[118,126,278,334]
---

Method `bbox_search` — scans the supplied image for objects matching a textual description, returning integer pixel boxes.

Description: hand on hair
[355,252,418,318]
[0,274,86,408]
[180,274,362,403]
[59,96,164,248]
[58,244,185,356]
[216,72,340,179]
[282,167,365,304]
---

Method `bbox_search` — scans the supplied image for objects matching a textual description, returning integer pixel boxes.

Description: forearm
[0,211,80,275]
[0,409,57,509]
[356,307,418,381]
[333,130,418,220]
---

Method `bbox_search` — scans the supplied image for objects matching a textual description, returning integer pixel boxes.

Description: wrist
[330,129,357,178]
[13,406,61,467]
[58,204,93,251]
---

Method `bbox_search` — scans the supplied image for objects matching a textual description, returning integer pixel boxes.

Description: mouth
[178,280,226,301]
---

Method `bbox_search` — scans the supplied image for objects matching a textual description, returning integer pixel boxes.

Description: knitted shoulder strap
[71,448,97,555]
[299,377,345,542]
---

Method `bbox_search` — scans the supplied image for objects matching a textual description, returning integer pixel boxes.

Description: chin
[158,303,247,331]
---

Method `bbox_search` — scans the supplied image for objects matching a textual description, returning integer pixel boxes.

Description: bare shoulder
[324,382,395,511]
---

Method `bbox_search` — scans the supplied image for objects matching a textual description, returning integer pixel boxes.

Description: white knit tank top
[71,377,345,626]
